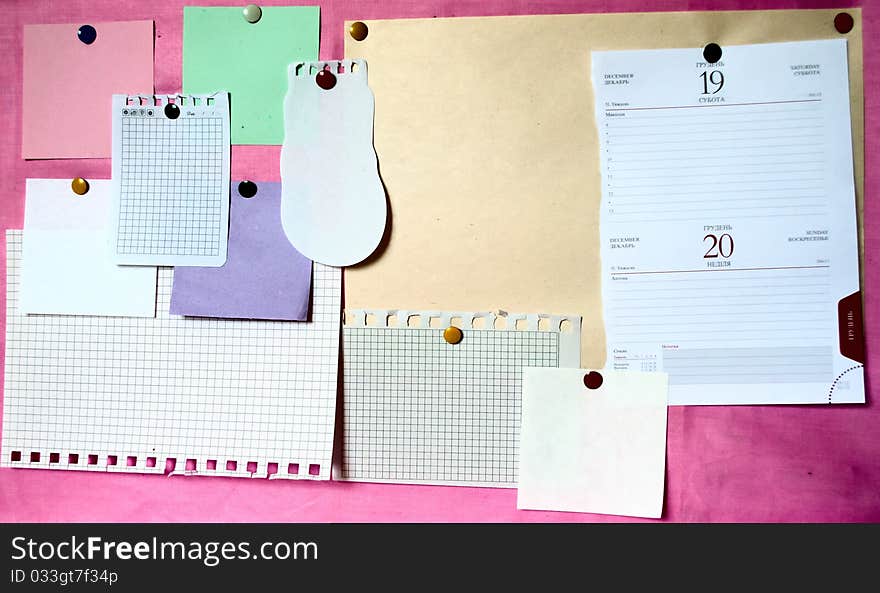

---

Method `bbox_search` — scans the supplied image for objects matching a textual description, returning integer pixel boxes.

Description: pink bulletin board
[1,0,878,523]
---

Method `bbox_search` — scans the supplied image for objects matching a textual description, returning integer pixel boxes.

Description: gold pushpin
[349,21,368,41]
[71,177,89,195]
[443,326,463,345]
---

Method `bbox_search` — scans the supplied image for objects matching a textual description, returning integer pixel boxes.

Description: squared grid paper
[338,319,578,488]
[2,231,340,480]
[112,94,229,266]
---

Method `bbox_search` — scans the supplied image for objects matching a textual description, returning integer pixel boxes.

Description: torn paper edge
[343,309,581,368]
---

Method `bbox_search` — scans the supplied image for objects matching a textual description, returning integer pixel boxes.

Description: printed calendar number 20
[704,233,734,258]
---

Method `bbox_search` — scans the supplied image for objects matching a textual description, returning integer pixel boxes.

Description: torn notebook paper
[517,368,668,519]
[170,181,312,321]
[21,179,156,317]
[2,230,339,480]
[110,93,230,267]
[335,311,580,487]
[280,60,386,267]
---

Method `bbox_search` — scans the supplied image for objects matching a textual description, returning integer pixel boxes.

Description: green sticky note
[183,6,320,145]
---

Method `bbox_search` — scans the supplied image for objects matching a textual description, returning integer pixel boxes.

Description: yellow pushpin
[443,326,463,345]
[71,177,89,196]
[349,21,368,41]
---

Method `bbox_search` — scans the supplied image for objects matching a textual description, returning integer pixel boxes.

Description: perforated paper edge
[1,230,332,481]
[344,309,581,368]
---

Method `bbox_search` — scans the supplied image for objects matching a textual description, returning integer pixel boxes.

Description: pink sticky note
[22,21,154,159]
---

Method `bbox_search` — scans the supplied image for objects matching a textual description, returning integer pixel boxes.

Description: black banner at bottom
[0,523,872,589]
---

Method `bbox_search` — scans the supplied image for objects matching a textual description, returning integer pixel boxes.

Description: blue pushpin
[77,25,97,45]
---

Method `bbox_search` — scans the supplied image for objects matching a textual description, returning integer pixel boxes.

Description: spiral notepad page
[336,311,580,488]
[2,231,339,479]
[111,93,230,267]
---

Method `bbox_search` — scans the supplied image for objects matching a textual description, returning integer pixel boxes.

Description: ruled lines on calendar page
[591,39,863,405]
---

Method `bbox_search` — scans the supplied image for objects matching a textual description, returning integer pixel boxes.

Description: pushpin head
[443,326,463,345]
[238,180,258,198]
[77,25,97,45]
[583,371,604,390]
[316,69,337,90]
[243,4,262,24]
[834,12,854,34]
[71,177,89,196]
[702,43,722,64]
[350,21,368,41]
[164,103,180,120]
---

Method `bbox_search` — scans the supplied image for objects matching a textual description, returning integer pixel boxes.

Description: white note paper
[517,368,668,519]
[592,39,864,405]
[111,93,230,267]
[21,179,156,317]
[280,61,386,267]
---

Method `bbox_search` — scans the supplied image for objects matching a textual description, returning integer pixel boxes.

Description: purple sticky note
[170,181,311,320]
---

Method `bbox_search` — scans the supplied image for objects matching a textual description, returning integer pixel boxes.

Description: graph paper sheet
[111,93,230,267]
[2,231,339,480]
[335,310,581,488]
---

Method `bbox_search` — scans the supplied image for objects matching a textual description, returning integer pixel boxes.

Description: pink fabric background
[1,0,877,522]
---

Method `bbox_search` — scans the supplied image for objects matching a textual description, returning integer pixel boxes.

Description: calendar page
[592,39,863,405]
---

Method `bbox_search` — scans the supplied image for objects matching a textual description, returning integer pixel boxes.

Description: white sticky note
[21,179,157,317]
[281,60,386,267]
[517,368,668,518]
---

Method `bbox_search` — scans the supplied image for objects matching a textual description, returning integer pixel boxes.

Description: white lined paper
[593,39,864,405]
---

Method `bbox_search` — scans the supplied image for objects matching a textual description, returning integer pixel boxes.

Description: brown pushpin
[583,371,603,390]
[71,177,89,195]
[316,67,337,90]
[834,12,854,34]
[350,21,368,41]
[443,326,463,345]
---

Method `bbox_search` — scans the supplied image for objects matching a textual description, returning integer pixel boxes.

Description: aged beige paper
[344,9,864,367]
